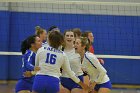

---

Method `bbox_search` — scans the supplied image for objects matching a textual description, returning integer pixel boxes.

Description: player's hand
[98,59,104,65]
[23,71,32,77]
[34,66,40,71]
[78,81,89,92]
[83,83,89,90]
[88,82,96,92]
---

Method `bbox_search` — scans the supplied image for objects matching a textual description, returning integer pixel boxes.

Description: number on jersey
[46,53,57,64]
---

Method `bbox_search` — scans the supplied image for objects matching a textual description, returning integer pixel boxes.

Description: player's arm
[24,55,34,71]
[86,54,107,83]
[28,49,42,75]
[24,55,40,72]
[24,51,41,77]
[98,58,104,65]
[61,54,89,91]
[23,57,40,77]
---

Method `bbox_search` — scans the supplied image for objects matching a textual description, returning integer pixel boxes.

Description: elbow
[102,69,107,74]
[95,71,106,83]
[67,71,76,79]
[26,64,34,71]
[99,68,107,75]
[100,70,107,77]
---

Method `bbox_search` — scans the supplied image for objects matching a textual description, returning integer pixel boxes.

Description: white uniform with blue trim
[61,48,83,77]
[42,41,48,47]
[82,51,110,84]
[35,46,80,83]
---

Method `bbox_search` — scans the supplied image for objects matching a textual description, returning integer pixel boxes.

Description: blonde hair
[80,37,90,51]
[35,26,46,37]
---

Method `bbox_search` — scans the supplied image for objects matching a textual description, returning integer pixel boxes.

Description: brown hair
[21,35,37,54]
[80,37,90,51]
[48,31,64,49]
[64,29,74,36]
[82,31,93,45]
[82,31,92,37]
[72,28,82,38]
[35,26,46,37]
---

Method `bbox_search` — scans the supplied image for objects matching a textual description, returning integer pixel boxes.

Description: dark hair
[72,28,82,37]
[82,31,93,45]
[80,37,90,51]
[82,32,88,37]
[82,31,92,37]
[35,26,46,37]
[48,25,60,32]
[21,35,37,54]
[48,31,64,49]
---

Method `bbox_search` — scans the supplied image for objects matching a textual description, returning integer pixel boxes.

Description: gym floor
[0,83,140,93]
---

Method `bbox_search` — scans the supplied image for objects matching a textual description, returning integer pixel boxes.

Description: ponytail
[21,35,37,54]
[80,37,90,51]
[35,26,45,37]
[21,39,29,54]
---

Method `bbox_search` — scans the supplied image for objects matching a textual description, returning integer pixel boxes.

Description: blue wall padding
[0,11,10,80]
[0,11,140,84]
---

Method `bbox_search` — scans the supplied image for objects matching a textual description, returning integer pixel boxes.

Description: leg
[71,75,86,93]
[89,90,97,93]
[15,80,32,93]
[59,85,70,93]
[98,88,111,93]
[18,90,31,93]
[59,88,70,93]
[60,77,73,93]
[71,88,84,93]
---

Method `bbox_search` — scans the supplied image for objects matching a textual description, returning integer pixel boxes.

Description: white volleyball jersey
[82,51,110,84]
[42,41,48,47]
[61,48,83,77]
[35,46,80,83]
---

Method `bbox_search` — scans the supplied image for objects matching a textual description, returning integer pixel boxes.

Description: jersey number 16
[46,53,57,64]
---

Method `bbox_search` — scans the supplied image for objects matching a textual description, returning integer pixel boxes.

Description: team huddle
[15,26,112,93]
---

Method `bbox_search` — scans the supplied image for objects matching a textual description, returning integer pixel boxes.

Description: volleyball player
[82,31,104,64]
[32,31,89,93]
[60,30,84,93]
[48,25,60,32]
[35,26,48,47]
[72,28,82,39]
[75,37,111,93]
[15,35,42,93]
[23,26,48,77]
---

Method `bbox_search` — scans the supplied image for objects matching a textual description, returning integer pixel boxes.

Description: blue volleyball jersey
[21,49,36,83]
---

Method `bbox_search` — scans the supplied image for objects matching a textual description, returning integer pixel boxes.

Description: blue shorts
[15,79,33,93]
[32,75,60,93]
[60,75,83,91]
[94,81,112,91]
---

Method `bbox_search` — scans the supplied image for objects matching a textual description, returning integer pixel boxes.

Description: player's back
[36,46,65,78]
